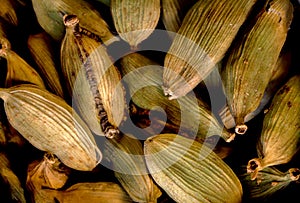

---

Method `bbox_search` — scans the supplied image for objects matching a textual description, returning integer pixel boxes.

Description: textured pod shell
[27,32,65,98]
[222,0,293,134]
[0,84,102,171]
[162,0,258,100]
[144,134,243,203]
[161,0,197,34]
[247,75,300,180]
[43,182,133,203]
[111,0,160,48]
[0,38,45,89]
[104,134,162,202]
[220,50,292,129]
[121,53,234,142]
[241,167,300,200]
[26,153,70,190]
[61,15,126,137]
[31,0,116,44]
[0,152,26,203]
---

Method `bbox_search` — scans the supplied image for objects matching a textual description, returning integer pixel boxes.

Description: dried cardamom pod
[0,152,26,203]
[27,153,70,190]
[247,75,300,180]
[161,0,197,34]
[120,53,235,142]
[43,182,133,203]
[111,0,160,49]
[31,0,116,44]
[61,14,126,138]
[27,32,65,98]
[0,84,102,171]
[241,167,300,200]
[104,134,162,202]
[0,0,18,26]
[0,37,45,88]
[220,50,292,130]
[222,0,293,135]
[26,153,71,202]
[162,0,258,100]
[144,133,243,203]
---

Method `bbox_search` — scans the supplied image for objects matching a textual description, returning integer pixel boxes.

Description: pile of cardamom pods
[0,0,299,202]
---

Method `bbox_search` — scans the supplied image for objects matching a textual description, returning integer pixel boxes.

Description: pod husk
[247,75,300,180]
[26,153,70,190]
[144,133,243,203]
[27,32,65,98]
[0,84,102,171]
[241,167,300,200]
[104,134,162,202]
[42,182,134,203]
[222,0,293,134]
[161,0,197,34]
[0,37,45,89]
[220,50,292,129]
[61,15,126,137]
[162,0,258,100]
[111,0,160,49]
[31,0,116,44]
[120,53,235,142]
[0,152,26,203]
[26,153,71,202]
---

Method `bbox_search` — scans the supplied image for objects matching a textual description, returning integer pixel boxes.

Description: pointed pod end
[105,128,120,139]
[235,124,248,135]
[0,88,10,101]
[162,85,178,100]
[247,158,262,180]
[63,14,79,27]
[289,168,300,181]
[225,133,236,143]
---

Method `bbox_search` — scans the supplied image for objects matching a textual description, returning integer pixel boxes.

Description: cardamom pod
[0,152,26,203]
[104,134,162,202]
[26,153,71,202]
[0,84,102,171]
[27,32,65,98]
[31,0,116,44]
[0,37,46,89]
[120,53,235,142]
[111,0,160,49]
[222,0,293,134]
[61,14,126,138]
[43,182,134,203]
[27,153,70,190]
[220,50,292,130]
[161,0,197,34]
[241,167,300,200]
[247,75,300,180]
[144,133,243,203]
[162,0,258,100]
